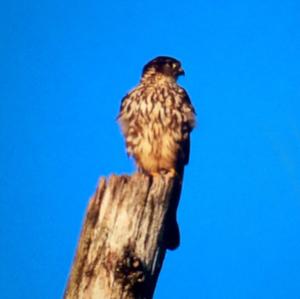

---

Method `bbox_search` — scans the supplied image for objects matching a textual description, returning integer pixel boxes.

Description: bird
[117,56,195,178]
[117,56,195,250]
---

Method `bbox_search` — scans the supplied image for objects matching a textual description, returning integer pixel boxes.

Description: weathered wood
[64,173,182,299]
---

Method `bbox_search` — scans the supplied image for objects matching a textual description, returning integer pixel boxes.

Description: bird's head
[142,56,185,80]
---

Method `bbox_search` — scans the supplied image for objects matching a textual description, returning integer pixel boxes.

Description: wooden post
[64,173,182,299]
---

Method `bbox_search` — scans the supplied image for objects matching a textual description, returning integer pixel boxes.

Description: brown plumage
[117,56,196,249]
[118,56,195,177]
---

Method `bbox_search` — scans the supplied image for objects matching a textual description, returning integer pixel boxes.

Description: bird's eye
[172,63,177,69]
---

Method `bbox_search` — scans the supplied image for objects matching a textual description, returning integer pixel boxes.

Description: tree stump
[64,173,183,299]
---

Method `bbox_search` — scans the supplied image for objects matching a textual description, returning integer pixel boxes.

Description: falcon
[117,56,195,178]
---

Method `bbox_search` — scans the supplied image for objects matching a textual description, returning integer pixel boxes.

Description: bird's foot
[149,168,179,179]
[167,168,178,178]
[150,171,162,178]
[159,168,178,178]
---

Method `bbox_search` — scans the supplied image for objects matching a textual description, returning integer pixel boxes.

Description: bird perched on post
[118,56,195,178]
[117,56,195,250]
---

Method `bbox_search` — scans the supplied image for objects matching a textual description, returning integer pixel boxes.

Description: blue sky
[1,1,300,298]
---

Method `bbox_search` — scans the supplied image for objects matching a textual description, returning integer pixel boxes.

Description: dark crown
[142,56,185,78]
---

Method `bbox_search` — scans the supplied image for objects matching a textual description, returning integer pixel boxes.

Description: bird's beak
[178,67,185,76]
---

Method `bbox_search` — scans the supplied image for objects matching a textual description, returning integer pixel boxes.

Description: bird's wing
[180,88,195,166]
[117,92,132,136]
[180,87,196,125]
[182,134,190,165]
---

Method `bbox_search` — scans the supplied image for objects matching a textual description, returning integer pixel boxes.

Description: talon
[167,168,178,178]
[150,171,161,177]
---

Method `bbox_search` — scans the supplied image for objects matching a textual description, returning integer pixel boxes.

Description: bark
[64,173,182,299]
